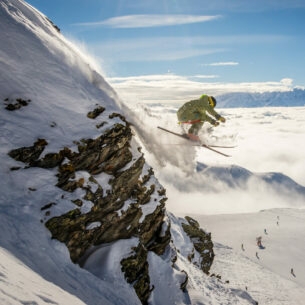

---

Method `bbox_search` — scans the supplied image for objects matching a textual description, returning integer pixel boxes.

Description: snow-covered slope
[0,1,257,305]
[1,1,305,305]
[0,1,141,304]
[195,208,305,305]
[0,247,86,305]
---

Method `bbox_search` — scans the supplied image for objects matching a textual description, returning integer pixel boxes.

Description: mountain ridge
[217,89,305,108]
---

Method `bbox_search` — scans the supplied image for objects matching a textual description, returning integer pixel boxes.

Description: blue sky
[26,0,305,102]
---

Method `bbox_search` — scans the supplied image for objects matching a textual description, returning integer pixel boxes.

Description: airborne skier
[177,94,226,141]
[158,95,231,157]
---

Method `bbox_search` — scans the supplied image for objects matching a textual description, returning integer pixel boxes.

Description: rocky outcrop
[182,216,214,274]
[4,97,31,111]
[7,104,171,303]
[121,244,151,304]
[8,138,48,164]
[7,103,214,304]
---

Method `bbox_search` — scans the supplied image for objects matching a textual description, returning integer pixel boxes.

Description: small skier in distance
[241,243,245,251]
[256,236,262,247]
[291,268,296,277]
[256,236,265,249]
[177,95,226,141]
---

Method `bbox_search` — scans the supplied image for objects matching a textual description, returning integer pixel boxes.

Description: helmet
[208,96,216,108]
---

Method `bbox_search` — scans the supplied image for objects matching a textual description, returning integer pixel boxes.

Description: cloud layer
[108,74,296,104]
[204,62,239,66]
[124,103,305,215]
[74,14,221,28]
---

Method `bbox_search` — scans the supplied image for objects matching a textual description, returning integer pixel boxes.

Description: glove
[219,117,226,123]
[213,121,220,127]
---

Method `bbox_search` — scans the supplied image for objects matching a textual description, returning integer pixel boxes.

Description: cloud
[194,75,219,79]
[280,78,293,86]
[74,14,221,28]
[107,74,296,104]
[204,61,239,66]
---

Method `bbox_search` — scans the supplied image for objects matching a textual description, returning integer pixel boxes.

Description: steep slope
[0,247,87,305]
[0,1,256,304]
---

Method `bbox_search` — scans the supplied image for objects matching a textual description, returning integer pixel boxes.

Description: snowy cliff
[0,1,258,305]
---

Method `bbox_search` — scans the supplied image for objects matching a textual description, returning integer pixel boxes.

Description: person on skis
[177,94,226,141]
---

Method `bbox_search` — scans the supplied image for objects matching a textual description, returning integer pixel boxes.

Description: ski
[202,144,236,149]
[157,126,235,148]
[200,143,230,157]
[157,126,231,157]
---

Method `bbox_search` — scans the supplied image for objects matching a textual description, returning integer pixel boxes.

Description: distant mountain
[217,89,305,108]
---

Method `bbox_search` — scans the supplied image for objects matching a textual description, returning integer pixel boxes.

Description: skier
[256,236,262,247]
[177,94,226,141]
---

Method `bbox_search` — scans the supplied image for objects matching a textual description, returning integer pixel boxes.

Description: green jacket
[177,95,221,125]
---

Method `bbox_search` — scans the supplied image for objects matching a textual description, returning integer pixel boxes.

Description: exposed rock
[31,151,65,168]
[8,138,48,164]
[87,105,105,119]
[41,202,56,211]
[96,121,107,129]
[72,199,83,207]
[180,270,189,292]
[10,166,21,171]
[7,105,214,305]
[71,123,132,175]
[139,199,170,255]
[56,163,79,192]
[4,98,31,111]
[121,243,151,305]
[182,216,214,274]
[46,17,60,32]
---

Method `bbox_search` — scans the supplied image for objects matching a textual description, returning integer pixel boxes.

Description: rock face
[182,216,214,274]
[7,103,214,304]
